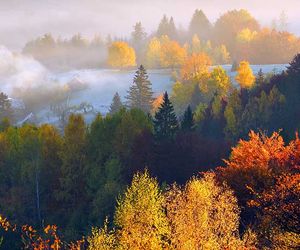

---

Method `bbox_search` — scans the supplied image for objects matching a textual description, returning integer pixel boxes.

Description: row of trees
[23,9,300,69]
[1,130,299,249]
[1,54,300,248]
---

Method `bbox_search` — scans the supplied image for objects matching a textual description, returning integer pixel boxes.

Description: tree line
[23,9,300,70]
[0,54,300,248]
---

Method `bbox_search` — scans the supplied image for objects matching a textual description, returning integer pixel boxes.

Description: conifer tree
[154,92,178,139]
[157,15,170,37]
[189,9,211,40]
[109,92,123,114]
[256,69,265,86]
[157,15,177,40]
[126,65,153,113]
[181,106,194,131]
[131,22,147,64]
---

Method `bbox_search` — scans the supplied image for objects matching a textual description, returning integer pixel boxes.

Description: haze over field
[1,0,300,49]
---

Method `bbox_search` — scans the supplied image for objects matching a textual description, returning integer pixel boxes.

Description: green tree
[109,92,123,115]
[256,69,265,86]
[57,114,87,237]
[181,106,194,131]
[126,65,153,113]
[154,92,178,140]
[224,89,243,141]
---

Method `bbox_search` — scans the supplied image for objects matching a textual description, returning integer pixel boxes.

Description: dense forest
[23,9,300,70]
[1,48,300,248]
[1,5,300,250]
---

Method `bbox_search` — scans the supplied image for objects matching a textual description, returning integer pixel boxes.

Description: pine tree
[256,69,265,86]
[109,92,123,114]
[126,65,153,113]
[287,53,300,75]
[154,92,178,139]
[189,9,211,40]
[131,22,147,64]
[157,15,170,37]
[181,106,194,131]
[157,15,177,40]
[168,17,177,40]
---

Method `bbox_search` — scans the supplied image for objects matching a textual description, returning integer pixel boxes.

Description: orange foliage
[0,216,85,249]
[217,131,300,235]
[180,53,212,81]
[160,39,187,69]
[151,94,164,114]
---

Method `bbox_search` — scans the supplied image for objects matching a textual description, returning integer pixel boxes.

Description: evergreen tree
[189,9,211,40]
[154,92,178,139]
[57,114,87,237]
[168,17,177,40]
[157,15,170,37]
[287,53,300,75]
[131,22,147,64]
[157,15,177,40]
[126,65,153,113]
[181,106,194,131]
[109,92,123,114]
[0,92,13,122]
[256,69,265,86]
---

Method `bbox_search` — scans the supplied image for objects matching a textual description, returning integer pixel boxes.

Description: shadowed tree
[109,92,123,115]
[180,105,194,131]
[126,65,153,113]
[153,92,178,140]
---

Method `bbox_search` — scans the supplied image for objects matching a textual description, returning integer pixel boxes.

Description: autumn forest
[0,2,300,250]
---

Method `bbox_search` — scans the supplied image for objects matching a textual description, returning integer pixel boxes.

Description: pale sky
[1,0,300,50]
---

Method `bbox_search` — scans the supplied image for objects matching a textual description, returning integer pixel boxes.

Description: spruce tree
[154,92,178,139]
[189,9,211,40]
[181,106,194,131]
[126,65,153,113]
[109,92,123,114]
[131,22,147,64]
[256,69,265,86]
[157,15,170,37]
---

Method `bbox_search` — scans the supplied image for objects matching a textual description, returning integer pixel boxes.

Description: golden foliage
[107,41,136,68]
[165,173,250,249]
[235,61,255,89]
[146,37,162,68]
[114,170,170,250]
[152,94,164,114]
[88,218,116,250]
[160,38,187,69]
[180,53,211,80]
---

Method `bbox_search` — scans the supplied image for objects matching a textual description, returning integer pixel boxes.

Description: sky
[1,0,300,50]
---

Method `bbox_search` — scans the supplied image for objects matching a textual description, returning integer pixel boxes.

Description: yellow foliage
[107,41,136,68]
[160,39,187,69]
[152,94,164,114]
[165,173,248,249]
[88,218,116,250]
[114,170,170,250]
[237,28,258,43]
[235,61,255,88]
[146,37,162,68]
[180,53,211,80]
